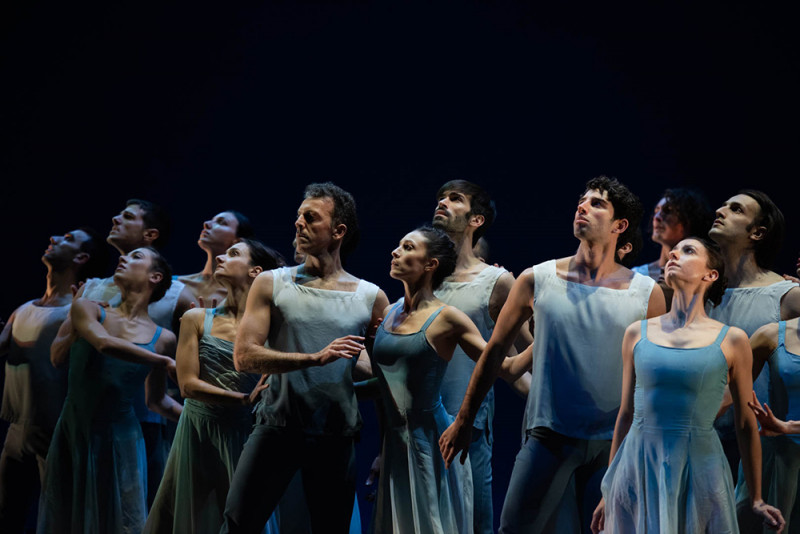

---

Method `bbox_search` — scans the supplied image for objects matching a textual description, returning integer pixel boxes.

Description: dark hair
[414,226,457,289]
[76,226,110,281]
[436,180,497,246]
[660,188,714,239]
[239,238,286,271]
[144,247,173,303]
[739,189,785,269]
[616,226,643,268]
[304,182,360,258]
[226,210,255,239]
[584,176,643,250]
[692,237,727,308]
[126,199,171,249]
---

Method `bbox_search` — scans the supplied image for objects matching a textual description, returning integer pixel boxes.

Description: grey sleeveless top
[256,267,379,436]
[434,265,506,430]
[526,260,655,439]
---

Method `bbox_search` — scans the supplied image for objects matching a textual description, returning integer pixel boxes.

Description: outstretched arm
[233,272,365,374]
[728,327,785,532]
[439,268,535,468]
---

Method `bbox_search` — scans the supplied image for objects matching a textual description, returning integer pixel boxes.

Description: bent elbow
[233,346,249,373]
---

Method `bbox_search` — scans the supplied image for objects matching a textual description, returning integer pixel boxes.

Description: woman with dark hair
[176,211,255,312]
[370,226,529,533]
[39,247,180,534]
[592,238,784,533]
[144,239,284,534]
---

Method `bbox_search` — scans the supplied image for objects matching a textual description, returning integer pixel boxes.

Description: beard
[433,213,469,234]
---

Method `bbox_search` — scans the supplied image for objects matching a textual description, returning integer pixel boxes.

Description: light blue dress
[38,307,157,534]
[602,321,738,533]
[144,308,277,534]
[370,304,473,534]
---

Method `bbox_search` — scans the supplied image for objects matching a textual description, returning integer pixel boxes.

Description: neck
[201,249,219,278]
[301,250,344,279]
[41,267,77,304]
[448,229,482,273]
[720,244,764,287]
[116,285,153,318]
[665,286,709,327]
[574,238,620,277]
[401,279,437,312]
[657,244,672,268]
[218,280,250,319]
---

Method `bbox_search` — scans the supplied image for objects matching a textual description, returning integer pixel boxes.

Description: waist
[184,398,254,422]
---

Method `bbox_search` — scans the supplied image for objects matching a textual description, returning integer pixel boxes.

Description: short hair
[584,176,643,250]
[239,238,286,271]
[304,182,360,258]
[226,210,255,239]
[694,237,727,308]
[616,226,643,268]
[740,189,785,269]
[126,199,171,250]
[660,188,714,238]
[414,226,457,290]
[76,226,110,281]
[436,180,497,246]
[144,247,173,303]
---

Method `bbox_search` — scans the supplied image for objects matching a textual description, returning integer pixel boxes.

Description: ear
[469,213,485,229]
[142,228,160,245]
[148,270,164,285]
[73,252,90,266]
[612,218,629,234]
[703,269,719,283]
[424,257,440,273]
[331,223,347,242]
[249,265,263,279]
[749,225,767,243]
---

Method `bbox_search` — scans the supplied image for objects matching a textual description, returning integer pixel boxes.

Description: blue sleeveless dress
[601,321,738,533]
[38,307,159,534]
[144,308,278,533]
[370,304,473,534]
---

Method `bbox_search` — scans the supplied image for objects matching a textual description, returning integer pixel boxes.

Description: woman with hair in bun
[370,226,530,534]
[592,238,785,533]
[145,239,284,534]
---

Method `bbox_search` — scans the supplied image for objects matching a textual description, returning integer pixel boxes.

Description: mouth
[712,219,723,227]
[433,209,448,218]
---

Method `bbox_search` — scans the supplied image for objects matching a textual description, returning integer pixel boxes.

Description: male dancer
[431,179,532,533]
[0,227,106,531]
[441,176,665,533]
[221,182,389,533]
[707,190,800,481]
[49,199,184,507]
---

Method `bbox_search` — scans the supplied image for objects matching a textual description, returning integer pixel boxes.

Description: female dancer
[592,237,784,533]
[371,226,530,534]
[145,239,284,533]
[39,247,179,534]
[735,318,800,532]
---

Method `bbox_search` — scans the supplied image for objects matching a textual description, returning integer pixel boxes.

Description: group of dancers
[0,177,798,533]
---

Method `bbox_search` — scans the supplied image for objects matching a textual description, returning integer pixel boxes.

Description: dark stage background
[2,2,798,530]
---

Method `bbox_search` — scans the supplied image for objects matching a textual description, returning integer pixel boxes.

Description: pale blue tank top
[526,260,655,439]
[434,265,506,430]
[768,321,800,446]
[256,267,379,436]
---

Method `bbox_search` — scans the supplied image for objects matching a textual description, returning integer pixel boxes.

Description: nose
[295,215,304,229]
[391,247,401,259]
[577,200,588,214]
[216,254,225,264]
[118,255,128,266]
[112,214,121,225]
[715,206,726,218]
[668,249,679,261]
[49,236,57,244]
[204,220,213,230]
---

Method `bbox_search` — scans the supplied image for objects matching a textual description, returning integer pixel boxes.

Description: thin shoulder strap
[202,308,215,336]
[778,321,787,348]
[420,306,447,332]
[639,319,647,340]
[714,325,731,346]
[98,306,107,324]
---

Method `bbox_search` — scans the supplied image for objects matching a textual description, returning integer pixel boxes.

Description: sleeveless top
[1,300,70,432]
[434,265,506,430]
[82,275,183,424]
[256,266,380,436]
[185,308,259,420]
[526,260,655,439]
[768,321,800,446]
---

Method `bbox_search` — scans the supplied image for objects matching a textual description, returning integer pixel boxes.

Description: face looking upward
[214,242,260,284]
[708,194,762,246]
[199,212,239,254]
[108,204,149,253]
[389,231,437,284]
[432,189,474,235]
[664,238,718,290]
[574,189,626,242]
[651,197,686,248]
[113,247,162,288]
[43,229,91,270]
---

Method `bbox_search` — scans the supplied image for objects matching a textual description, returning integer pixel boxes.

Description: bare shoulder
[624,320,644,342]
[180,307,206,327]
[722,325,750,348]
[750,321,779,348]
[155,327,177,353]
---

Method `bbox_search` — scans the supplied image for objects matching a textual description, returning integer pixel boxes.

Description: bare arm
[728,327,785,530]
[145,331,182,422]
[354,290,390,381]
[440,268,535,468]
[70,299,174,369]
[591,321,640,534]
[50,283,87,367]
[780,286,800,321]
[645,283,667,318]
[233,272,365,374]
[718,323,779,419]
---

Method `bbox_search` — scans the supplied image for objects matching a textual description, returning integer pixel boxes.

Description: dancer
[38,247,180,534]
[0,228,106,531]
[145,239,284,534]
[175,210,255,310]
[735,318,800,532]
[440,176,665,533]
[592,237,784,533]
[431,179,533,533]
[220,182,389,533]
[707,190,800,481]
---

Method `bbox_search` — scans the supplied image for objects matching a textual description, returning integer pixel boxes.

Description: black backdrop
[2,2,798,530]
